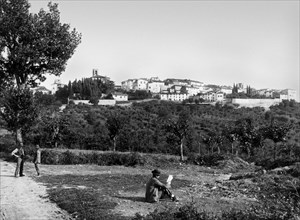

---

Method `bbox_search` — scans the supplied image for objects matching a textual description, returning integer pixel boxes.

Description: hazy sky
[29,0,299,100]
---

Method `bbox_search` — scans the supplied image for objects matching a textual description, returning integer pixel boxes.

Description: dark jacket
[145,177,166,203]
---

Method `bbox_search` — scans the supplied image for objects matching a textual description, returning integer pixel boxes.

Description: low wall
[230,98,281,109]
[70,99,116,106]
[98,100,116,105]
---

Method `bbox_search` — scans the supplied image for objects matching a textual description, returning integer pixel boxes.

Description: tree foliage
[0,0,81,88]
[0,87,38,144]
[0,0,81,146]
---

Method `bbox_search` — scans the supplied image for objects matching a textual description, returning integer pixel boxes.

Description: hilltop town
[34,69,297,108]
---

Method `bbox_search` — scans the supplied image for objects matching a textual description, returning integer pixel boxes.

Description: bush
[133,203,216,220]
[256,157,299,170]
[187,153,225,166]
[40,150,145,167]
[60,150,79,164]
[288,163,300,177]
[126,152,145,166]
[41,150,61,165]
[133,203,298,220]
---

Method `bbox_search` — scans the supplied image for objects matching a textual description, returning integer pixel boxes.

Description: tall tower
[92,69,99,77]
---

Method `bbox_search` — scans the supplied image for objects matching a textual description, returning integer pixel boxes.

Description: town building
[159,91,188,102]
[112,92,128,101]
[121,79,135,91]
[186,86,201,96]
[91,69,111,83]
[280,89,297,101]
[220,86,232,95]
[133,78,148,90]
[203,91,214,102]
[213,91,225,102]
[51,79,66,94]
[147,80,165,94]
[31,86,51,94]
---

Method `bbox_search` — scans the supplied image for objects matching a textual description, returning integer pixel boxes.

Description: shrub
[256,157,298,170]
[39,150,145,167]
[41,150,60,165]
[187,153,225,166]
[125,152,145,166]
[133,203,298,220]
[133,203,217,220]
[60,150,79,164]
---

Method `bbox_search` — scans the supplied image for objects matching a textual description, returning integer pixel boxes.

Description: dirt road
[0,160,72,220]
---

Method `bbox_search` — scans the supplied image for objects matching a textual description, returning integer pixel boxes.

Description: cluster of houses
[121,77,297,103]
[121,77,234,102]
[34,69,297,104]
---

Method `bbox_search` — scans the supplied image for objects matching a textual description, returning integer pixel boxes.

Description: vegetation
[0,0,81,145]
[1,99,299,169]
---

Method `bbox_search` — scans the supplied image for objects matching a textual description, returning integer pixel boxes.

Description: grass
[36,173,191,220]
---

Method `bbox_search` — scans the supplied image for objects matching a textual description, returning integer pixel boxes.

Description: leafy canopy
[0,0,81,88]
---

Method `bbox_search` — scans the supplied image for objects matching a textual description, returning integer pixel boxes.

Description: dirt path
[0,160,72,220]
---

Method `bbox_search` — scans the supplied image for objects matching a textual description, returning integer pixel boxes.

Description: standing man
[145,169,178,203]
[33,144,41,176]
[11,143,25,177]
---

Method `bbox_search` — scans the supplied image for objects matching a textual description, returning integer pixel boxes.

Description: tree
[0,0,81,145]
[233,117,258,158]
[164,110,191,161]
[261,121,292,160]
[55,86,69,104]
[106,113,126,151]
[0,87,38,144]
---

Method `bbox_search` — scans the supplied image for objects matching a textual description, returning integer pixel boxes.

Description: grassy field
[20,154,268,220]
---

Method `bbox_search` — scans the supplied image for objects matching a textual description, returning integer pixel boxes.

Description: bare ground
[0,160,72,220]
[0,158,259,219]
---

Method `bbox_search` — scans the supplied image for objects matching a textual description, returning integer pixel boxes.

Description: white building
[121,78,149,91]
[133,78,148,90]
[189,80,204,88]
[51,79,66,94]
[213,91,225,102]
[220,86,232,95]
[159,91,188,102]
[203,91,214,102]
[147,81,165,93]
[31,86,51,94]
[280,89,297,101]
[112,92,128,101]
[121,79,135,91]
[186,86,201,96]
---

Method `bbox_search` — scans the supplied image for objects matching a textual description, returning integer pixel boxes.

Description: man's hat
[152,169,161,175]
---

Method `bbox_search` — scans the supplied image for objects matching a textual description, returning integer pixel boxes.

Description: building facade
[51,79,66,94]
[147,81,165,93]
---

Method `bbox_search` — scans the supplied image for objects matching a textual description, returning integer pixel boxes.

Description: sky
[28,0,299,100]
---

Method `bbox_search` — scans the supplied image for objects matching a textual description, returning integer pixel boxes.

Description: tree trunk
[113,136,116,151]
[247,147,251,158]
[273,143,277,161]
[235,146,239,156]
[231,143,234,154]
[180,138,184,161]
[198,142,201,155]
[15,128,23,146]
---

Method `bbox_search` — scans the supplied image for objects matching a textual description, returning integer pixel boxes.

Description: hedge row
[41,150,145,167]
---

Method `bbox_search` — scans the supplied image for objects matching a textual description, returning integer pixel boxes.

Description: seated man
[145,169,178,203]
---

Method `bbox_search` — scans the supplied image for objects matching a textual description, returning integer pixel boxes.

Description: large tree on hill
[106,113,126,151]
[0,0,81,145]
[261,121,292,160]
[164,110,191,161]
